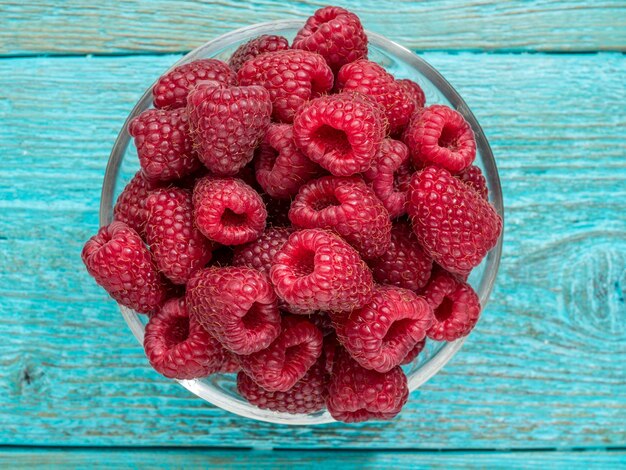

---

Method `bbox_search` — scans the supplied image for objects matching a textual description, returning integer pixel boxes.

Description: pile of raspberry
[82,6,502,423]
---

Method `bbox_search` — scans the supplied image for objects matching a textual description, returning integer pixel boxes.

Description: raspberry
[128,108,200,182]
[397,79,426,109]
[113,171,160,236]
[228,34,290,72]
[403,105,476,173]
[293,92,386,176]
[193,176,267,246]
[186,266,281,355]
[289,175,391,259]
[293,6,368,73]
[423,270,481,341]
[337,59,415,134]
[153,59,237,110]
[238,50,334,123]
[270,229,374,313]
[334,286,433,372]
[143,298,224,379]
[81,222,167,314]
[407,166,502,275]
[187,83,272,175]
[238,315,323,392]
[368,221,433,292]
[232,227,292,276]
[401,338,426,365]
[457,164,488,200]
[237,358,327,414]
[254,124,322,199]
[326,349,408,423]
[145,188,213,285]
[362,138,412,218]
[219,351,241,373]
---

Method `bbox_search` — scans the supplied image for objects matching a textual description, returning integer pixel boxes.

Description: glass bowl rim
[100,19,504,425]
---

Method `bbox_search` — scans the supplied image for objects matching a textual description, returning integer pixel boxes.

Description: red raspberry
[407,166,502,275]
[254,124,322,199]
[113,171,160,236]
[362,138,412,218]
[128,108,200,182]
[397,79,426,109]
[232,227,292,276]
[401,338,426,365]
[337,59,415,134]
[228,34,290,72]
[81,222,167,314]
[423,270,481,341]
[403,105,476,173]
[187,83,272,175]
[293,92,386,176]
[238,315,323,392]
[334,286,433,373]
[192,176,267,246]
[289,175,391,259]
[186,266,281,355]
[143,298,224,379]
[270,229,374,313]
[293,6,368,73]
[368,221,433,292]
[219,351,241,374]
[457,164,488,200]
[326,349,408,423]
[237,358,327,414]
[152,59,237,110]
[145,188,213,285]
[238,50,334,123]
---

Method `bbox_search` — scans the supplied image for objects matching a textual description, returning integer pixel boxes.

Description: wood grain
[0,51,624,448]
[1,1,625,56]
[1,449,625,469]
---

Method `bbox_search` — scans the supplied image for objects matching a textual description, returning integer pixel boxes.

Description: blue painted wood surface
[0,0,625,467]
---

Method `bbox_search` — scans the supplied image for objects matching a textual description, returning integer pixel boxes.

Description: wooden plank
[1,449,626,469]
[0,52,625,448]
[1,1,626,56]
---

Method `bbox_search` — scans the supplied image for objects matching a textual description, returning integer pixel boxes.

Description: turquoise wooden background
[1,1,625,468]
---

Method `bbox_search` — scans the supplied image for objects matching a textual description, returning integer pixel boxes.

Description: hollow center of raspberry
[313,125,351,155]
[383,318,416,344]
[311,193,341,211]
[438,124,459,151]
[221,208,248,227]
[242,302,266,331]
[164,317,190,349]
[435,297,455,322]
[291,249,316,277]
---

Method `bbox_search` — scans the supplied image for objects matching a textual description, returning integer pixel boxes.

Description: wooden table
[1,1,625,468]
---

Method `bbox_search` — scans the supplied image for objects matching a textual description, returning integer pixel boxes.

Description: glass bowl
[100,20,504,425]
